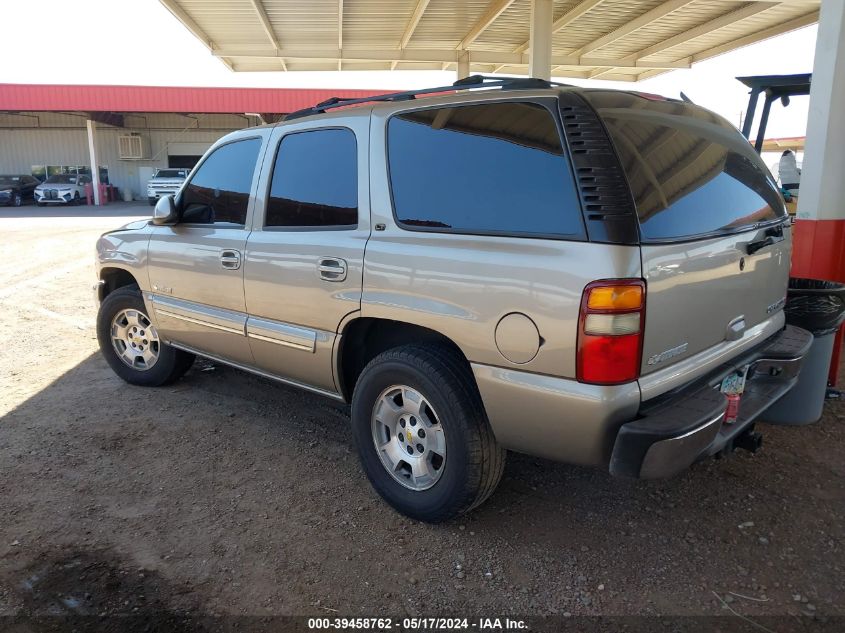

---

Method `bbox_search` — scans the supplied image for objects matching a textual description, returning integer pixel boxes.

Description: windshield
[154,169,187,179]
[45,174,77,184]
[0,176,22,185]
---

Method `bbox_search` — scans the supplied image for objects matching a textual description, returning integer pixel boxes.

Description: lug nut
[400,419,406,428]
[410,417,417,427]
[418,429,426,438]
[407,446,414,455]
[416,444,424,453]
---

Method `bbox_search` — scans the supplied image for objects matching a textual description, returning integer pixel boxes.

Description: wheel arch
[336,317,472,402]
[98,267,140,302]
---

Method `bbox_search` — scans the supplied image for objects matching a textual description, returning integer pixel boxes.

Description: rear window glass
[582,91,785,241]
[387,101,584,238]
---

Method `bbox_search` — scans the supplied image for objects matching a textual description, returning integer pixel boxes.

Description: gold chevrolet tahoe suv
[95,76,812,522]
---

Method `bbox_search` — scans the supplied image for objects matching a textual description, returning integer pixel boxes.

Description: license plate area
[720,364,750,425]
[721,364,750,396]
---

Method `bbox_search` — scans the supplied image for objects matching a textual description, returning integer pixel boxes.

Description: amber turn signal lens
[587,285,643,311]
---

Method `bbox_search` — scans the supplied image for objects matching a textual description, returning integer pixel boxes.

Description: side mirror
[152,195,178,225]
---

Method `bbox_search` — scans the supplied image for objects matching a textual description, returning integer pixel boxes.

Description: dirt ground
[1,203,844,628]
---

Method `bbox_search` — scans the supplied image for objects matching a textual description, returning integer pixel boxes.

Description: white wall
[0,112,261,199]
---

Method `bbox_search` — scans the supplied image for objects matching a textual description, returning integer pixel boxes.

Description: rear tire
[351,344,505,523]
[13,193,22,207]
[97,286,194,386]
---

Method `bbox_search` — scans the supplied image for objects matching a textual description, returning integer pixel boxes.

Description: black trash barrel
[764,278,845,425]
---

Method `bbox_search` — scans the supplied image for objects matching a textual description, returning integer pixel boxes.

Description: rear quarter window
[582,91,786,241]
[387,101,584,239]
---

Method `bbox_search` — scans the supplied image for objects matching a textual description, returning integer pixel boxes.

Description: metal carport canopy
[160,0,819,81]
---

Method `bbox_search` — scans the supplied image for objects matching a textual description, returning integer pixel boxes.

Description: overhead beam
[86,112,125,128]
[211,47,692,69]
[159,0,213,47]
[586,67,617,79]
[589,2,807,81]
[573,0,695,57]
[159,0,236,72]
[400,0,431,49]
[514,0,604,54]
[338,0,344,70]
[691,10,819,63]
[633,2,778,61]
[457,0,517,50]
[393,0,432,70]
[247,0,287,71]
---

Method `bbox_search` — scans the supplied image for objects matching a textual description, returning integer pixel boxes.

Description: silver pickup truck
[94,77,812,522]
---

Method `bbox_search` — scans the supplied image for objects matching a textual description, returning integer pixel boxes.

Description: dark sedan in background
[0,175,41,206]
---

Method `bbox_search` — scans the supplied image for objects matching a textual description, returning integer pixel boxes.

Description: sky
[0,0,817,142]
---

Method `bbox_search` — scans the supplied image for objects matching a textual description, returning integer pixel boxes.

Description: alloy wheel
[110,309,160,371]
[371,385,447,491]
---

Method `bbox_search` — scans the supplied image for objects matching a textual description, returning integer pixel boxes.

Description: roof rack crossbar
[283,75,568,121]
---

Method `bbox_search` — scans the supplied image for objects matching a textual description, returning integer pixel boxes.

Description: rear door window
[581,91,785,241]
[266,128,358,228]
[387,101,584,239]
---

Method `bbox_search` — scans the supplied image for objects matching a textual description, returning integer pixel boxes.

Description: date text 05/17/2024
[307,617,528,630]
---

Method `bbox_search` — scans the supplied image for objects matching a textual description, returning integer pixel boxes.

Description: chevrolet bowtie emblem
[406,430,413,443]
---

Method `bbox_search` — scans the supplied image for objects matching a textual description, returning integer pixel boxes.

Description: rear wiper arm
[747,224,785,255]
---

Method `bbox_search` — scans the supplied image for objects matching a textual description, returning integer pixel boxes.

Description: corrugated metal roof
[158,0,819,81]
[0,84,383,114]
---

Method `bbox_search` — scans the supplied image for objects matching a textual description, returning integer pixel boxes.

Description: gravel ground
[1,204,843,627]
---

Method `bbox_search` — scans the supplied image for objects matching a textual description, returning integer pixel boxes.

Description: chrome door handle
[317,257,347,282]
[220,249,241,270]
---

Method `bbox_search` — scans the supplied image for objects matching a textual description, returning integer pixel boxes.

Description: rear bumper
[610,325,813,479]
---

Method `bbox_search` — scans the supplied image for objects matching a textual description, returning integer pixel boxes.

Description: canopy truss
[160,0,819,81]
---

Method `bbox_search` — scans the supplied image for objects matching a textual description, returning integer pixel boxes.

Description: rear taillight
[577,279,646,385]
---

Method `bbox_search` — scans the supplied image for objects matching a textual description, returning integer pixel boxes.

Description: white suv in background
[146,168,190,206]
[34,173,91,206]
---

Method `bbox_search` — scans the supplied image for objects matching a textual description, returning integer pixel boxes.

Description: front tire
[97,286,194,386]
[351,344,505,523]
[13,193,22,207]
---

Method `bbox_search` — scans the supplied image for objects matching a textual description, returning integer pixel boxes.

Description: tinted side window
[266,129,357,228]
[581,91,785,241]
[387,102,583,238]
[181,138,262,225]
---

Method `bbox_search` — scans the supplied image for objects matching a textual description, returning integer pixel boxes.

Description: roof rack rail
[283,74,568,121]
